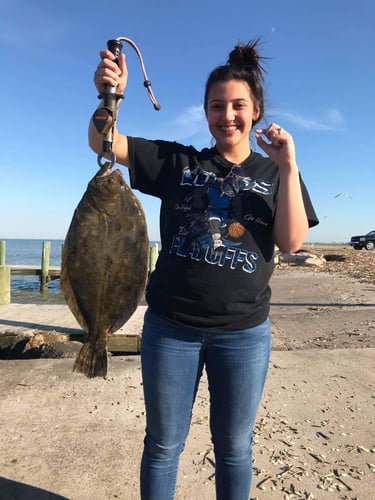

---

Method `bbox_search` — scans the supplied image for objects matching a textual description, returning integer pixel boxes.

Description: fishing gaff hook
[93,37,161,169]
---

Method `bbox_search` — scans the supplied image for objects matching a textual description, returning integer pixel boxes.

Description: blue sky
[1,0,374,243]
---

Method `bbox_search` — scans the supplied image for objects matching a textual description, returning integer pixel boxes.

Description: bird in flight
[334,192,352,199]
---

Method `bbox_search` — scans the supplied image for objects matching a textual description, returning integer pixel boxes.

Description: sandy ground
[0,247,374,500]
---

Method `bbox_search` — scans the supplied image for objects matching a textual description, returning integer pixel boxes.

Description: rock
[279,251,326,267]
[40,341,82,359]
[0,331,83,360]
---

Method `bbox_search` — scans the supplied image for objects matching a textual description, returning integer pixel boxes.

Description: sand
[0,245,374,499]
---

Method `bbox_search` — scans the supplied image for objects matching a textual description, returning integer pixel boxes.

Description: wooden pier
[0,302,145,353]
[0,241,58,296]
[0,240,159,305]
[9,265,61,280]
[0,239,157,352]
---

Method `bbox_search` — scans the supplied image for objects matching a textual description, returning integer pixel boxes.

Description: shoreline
[1,262,374,356]
[1,251,374,499]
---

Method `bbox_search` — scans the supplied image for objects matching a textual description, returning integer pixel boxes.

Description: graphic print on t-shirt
[171,163,273,258]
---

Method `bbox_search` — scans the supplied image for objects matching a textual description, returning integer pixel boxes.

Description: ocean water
[1,238,159,305]
[1,239,65,304]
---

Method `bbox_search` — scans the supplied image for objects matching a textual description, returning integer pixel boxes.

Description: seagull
[334,192,352,199]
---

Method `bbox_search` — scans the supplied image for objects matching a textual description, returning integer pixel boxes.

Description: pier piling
[0,266,11,305]
[1,240,160,304]
[40,241,51,292]
[0,241,10,304]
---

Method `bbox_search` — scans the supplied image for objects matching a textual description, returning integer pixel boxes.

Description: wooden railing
[0,240,159,304]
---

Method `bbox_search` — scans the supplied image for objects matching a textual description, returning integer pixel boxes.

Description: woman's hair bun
[227,37,265,81]
[203,35,267,124]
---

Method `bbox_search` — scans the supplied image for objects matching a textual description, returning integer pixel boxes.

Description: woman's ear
[252,105,261,122]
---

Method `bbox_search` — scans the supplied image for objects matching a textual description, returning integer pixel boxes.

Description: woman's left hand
[255,124,297,171]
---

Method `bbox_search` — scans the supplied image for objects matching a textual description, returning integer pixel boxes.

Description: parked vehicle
[350,230,375,250]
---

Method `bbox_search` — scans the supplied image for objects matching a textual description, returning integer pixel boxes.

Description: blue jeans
[140,308,271,500]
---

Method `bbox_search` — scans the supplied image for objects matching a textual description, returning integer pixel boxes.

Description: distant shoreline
[1,237,348,246]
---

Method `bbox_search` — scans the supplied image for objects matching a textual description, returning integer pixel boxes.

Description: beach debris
[200,448,215,469]
[89,404,99,414]
[1,331,81,359]
[255,475,273,490]
[250,383,374,498]
[61,167,149,378]
[276,243,374,284]
[316,430,330,440]
[278,251,325,267]
[323,253,346,262]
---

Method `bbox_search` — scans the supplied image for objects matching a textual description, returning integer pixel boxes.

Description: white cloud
[167,105,208,139]
[325,109,344,125]
[272,108,345,131]
[137,103,346,150]
[142,105,211,148]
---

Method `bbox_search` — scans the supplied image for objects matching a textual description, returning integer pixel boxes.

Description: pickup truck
[350,230,375,250]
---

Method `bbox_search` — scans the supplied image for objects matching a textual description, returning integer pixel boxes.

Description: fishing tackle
[93,37,161,168]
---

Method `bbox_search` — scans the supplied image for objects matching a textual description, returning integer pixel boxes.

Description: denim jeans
[140,308,271,500]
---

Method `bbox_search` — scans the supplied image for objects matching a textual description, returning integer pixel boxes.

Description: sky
[0,0,374,244]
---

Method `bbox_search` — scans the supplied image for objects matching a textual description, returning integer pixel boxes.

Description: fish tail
[73,342,108,378]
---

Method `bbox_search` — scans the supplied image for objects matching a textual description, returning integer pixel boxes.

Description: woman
[89,39,318,500]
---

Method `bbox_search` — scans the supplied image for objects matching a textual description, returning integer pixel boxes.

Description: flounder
[61,166,149,378]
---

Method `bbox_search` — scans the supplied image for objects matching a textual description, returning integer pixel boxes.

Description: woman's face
[205,79,260,156]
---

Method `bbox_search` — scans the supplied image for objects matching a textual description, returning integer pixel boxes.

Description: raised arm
[255,124,309,253]
[88,50,129,167]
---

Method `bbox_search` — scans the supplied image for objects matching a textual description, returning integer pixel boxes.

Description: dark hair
[204,38,266,126]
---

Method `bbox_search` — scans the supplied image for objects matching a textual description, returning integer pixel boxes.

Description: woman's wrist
[278,162,299,176]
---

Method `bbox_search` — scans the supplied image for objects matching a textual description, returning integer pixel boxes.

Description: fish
[60,166,149,378]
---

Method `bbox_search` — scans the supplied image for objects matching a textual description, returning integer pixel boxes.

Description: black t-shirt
[127,137,319,332]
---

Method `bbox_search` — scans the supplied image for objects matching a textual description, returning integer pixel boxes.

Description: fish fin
[73,342,108,378]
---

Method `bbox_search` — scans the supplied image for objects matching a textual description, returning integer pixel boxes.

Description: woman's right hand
[94,50,128,95]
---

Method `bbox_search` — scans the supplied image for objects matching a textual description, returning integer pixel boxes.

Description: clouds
[139,104,211,148]
[167,105,209,143]
[274,108,345,131]
[168,105,205,137]
[138,103,346,153]
[157,104,346,148]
